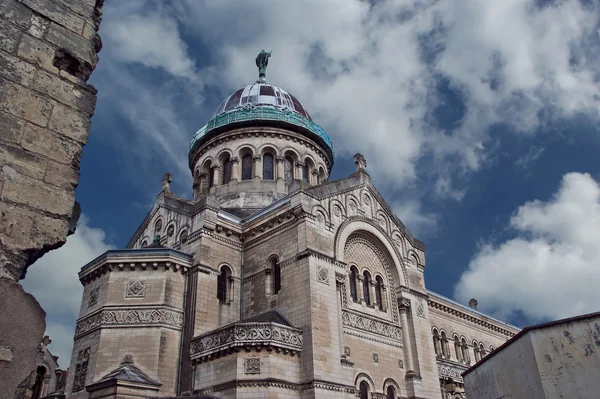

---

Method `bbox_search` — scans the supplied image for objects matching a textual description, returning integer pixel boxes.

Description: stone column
[211,165,220,188]
[275,156,285,180]
[295,161,304,181]
[381,285,388,312]
[369,280,377,308]
[311,169,319,185]
[253,156,262,179]
[399,299,416,376]
[336,280,345,356]
[357,276,365,303]
[231,157,240,182]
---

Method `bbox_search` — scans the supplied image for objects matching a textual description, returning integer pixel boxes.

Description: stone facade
[0,0,103,396]
[463,311,600,399]
[64,62,519,399]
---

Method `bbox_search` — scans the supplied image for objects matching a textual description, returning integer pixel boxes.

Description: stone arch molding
[354,372,375,391]
[334,217,409,289]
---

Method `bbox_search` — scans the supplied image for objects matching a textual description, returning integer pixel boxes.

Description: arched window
[454,335,463,362]
[222,155,232,184]
[217,265,232,302]
[441,331,449,358]
[284,156,294,182]
[480,343,486,358]
[461,338,470,364]
[263,153,274,180]
[318,167,326,184]
[349,266,358,302]
[302,163,309,183]
[362,271,371,306]
[433,329,441,357]
[359,381,369,399]
[473,341,481,361]
[273,262,281,294]
[31,366,46,399]
[242,154,253,181]
[386,385,396,399]
[375,276,384,310]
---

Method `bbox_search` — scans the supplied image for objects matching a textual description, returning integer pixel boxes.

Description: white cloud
[515,146,545,169]
[93,0,600,231]
[102,3,199,81]
[392,199,439,238]
[455,172,600,323]
[22,215,114,368]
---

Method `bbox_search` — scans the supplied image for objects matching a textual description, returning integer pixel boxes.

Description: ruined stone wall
[0,0,103,396]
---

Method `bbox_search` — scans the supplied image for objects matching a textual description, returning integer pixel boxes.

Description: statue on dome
[256,50,272,78]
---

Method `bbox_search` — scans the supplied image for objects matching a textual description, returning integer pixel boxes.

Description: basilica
[64,52,519,399]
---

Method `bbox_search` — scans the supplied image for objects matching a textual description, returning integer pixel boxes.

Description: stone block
[46,22,96,67]
[1,165,74,216]
[0,79,53,126]
[20,0,85,34]
[43,160,79,190]
[28,14,49,39]
[0,110,23,144]
[17,34,58,73]
[0,279,46,399]
[60,0,98,19]
[0,0,33,29]
[0,21,20,53]
[21,123,83,166]
[0,50,36,86]
[33,69,96,114]
[82,20,96,40]
[0,144,47,179]
[48,103,90,143]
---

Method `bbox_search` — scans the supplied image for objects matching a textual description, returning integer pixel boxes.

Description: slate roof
[243,309,293,326]
[91,359,161,387]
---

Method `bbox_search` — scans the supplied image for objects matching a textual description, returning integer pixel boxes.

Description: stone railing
[190,322,303,361]
[436,357,468,384]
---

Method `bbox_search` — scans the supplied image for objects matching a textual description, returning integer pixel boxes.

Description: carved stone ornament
[398,359,404,369]
[141,240,148,248]
[354,153,367,170]
[317,265,329,285]
[161,172,173,193]
[344,346,351,357]
[126,280,146,298]
[190,321,303,359]
[333,205,342,217]
[154,219,162,234]
[167,224,175,237]
[342,310,402,342]
[437,360,467,383]
[75,307,184,337]
[245,357,261,374]
[88,287,99,306]
[416,300,425,318]
[362,194,371,206]
[373,353,379,363]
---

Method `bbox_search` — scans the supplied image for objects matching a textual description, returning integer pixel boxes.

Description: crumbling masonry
[0,0,104,397]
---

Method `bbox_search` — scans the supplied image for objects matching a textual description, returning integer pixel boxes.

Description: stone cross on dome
[256,50,272,79]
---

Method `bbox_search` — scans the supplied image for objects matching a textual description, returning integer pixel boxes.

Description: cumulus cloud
[392,199,439,238]
[102,2,198,81]
[455,172,600,323]
[22,216,114,368]
[515,146,545,169]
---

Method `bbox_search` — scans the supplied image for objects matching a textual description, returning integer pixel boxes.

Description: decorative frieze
[341,310,402,342]
[437,358,468,384]
[75,307,184,337]
[190,322,303,361]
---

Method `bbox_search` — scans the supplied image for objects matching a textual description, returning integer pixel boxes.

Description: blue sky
[22,0,600,367]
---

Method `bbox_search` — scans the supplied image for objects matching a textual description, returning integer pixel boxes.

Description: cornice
[194,378,356,395]
[428,297,518,337]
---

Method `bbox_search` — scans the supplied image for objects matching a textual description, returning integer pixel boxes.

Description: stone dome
[189,62,334,169]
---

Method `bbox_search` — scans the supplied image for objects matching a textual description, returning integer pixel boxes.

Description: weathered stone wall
[0,0,103,397]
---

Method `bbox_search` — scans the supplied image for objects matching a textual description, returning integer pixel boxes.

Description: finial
[256,50,272,79]
[354,153,367,171]
[122,354,134,364]
[161,172,173,193]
